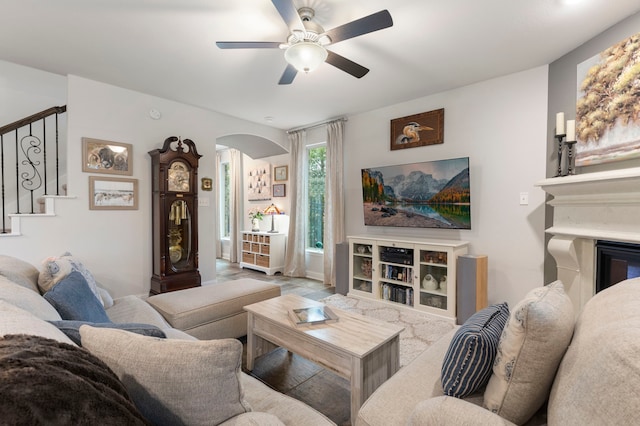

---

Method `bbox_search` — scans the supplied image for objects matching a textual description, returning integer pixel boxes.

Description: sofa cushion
[0,301,74,344]
[0,276,62,321]
[220,412,285,426]
[0,334,147,425]
[80,326,252,425]
[39,253,103,306]
[0,255,40,292]
[441,303,509,398]
[548,277,640,425]
[484,281,574,425]
[49,320,166,346]
[44,271,111,323]
[106,295,171,329]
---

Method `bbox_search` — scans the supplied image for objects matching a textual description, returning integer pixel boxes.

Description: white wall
[344,66,549,307]
[0,71,285,298]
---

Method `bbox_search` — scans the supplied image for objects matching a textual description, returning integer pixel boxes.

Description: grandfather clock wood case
[149,136,202,295]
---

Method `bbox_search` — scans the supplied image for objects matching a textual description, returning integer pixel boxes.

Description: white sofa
[0,255,335,426]
[357,277,640,425]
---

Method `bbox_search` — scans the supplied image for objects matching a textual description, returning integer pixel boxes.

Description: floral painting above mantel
[576,31,640,166]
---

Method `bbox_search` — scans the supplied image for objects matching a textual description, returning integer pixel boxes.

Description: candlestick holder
[555,134,565,177]
[565,140,577,175]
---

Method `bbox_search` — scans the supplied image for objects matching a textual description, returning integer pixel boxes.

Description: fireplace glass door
[596,240,640,292]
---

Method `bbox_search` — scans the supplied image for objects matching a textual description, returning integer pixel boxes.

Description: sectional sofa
[357,277,640,425]
[0,254,335,425]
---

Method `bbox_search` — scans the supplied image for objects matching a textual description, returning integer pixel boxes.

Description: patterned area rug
[320,294,456,367]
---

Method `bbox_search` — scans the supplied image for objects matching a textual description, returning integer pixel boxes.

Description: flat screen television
[361,157,470,229]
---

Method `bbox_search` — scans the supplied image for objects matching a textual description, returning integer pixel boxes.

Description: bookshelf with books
[348,235,468,321]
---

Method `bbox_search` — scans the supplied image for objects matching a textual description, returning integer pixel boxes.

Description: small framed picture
[89,176,138,210]
[273,183,286,197]
[201,177,213,191]
[274,165,288,181]
[82,138,133,175]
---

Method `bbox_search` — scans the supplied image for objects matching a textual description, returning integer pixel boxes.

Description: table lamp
[263,203,281,233]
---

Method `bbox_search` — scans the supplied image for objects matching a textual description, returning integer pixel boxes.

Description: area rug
[320,294,456,368]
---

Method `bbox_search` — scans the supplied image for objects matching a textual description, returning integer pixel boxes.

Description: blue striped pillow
[441,303,509,398]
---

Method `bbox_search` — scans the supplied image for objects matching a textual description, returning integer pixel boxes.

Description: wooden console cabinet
[240,231,286,275]
[348,235,468,321]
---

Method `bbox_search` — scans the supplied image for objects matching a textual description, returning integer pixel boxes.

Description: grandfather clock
[149,136,202,295]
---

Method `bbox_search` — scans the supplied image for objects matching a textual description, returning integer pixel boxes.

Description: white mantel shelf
[537,167,640,313]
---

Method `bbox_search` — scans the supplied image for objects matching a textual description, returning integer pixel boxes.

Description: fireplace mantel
[536,167,640,313]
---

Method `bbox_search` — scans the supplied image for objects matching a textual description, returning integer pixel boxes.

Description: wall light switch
[198,198,210,207]
[519,192,529,205]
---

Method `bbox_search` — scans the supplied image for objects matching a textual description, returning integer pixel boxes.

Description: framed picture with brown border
[82,137,133,175]
[273,183,286,197]
[274,165,288,181]
[89,176,138,210]
[390,108,444,151]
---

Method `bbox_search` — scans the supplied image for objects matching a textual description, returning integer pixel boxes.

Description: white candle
[556,112,565,135]
[566,120,576,141]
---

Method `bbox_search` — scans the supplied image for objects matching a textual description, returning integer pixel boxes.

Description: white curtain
[229,149,242,263]
[323,120,345,285]
[283,130,307,277]
[215,152,222,258]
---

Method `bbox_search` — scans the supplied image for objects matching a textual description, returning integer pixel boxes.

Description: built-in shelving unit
[348,235,468,321]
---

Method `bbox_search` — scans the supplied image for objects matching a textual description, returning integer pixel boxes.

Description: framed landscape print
[89,176,138,210]
[82,137,133,175]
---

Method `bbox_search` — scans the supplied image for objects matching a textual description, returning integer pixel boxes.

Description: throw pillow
[49,320,166,346]
[0,275,62,321]
[0,334,148,425]
[43,271,111,323]
[38,252,104,306]
[80,326,252,425]
[0,300,75,345]
[441,302,509,398]
[483,280,574,425]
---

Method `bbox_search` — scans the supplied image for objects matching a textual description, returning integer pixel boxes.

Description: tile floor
[216,259,351,425]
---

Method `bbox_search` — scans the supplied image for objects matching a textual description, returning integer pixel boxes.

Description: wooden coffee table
[244,294,404,425]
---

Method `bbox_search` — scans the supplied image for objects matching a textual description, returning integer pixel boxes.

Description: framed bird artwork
[390,108,444,151]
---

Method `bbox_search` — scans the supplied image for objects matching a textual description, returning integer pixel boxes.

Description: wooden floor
[216,259,352,426]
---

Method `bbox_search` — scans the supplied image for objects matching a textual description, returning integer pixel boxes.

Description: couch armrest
[408,396,517,426]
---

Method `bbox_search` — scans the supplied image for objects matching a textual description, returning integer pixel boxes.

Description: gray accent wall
[545,11,640,282]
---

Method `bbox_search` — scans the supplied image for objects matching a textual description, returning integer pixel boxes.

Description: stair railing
[0,105,67,233]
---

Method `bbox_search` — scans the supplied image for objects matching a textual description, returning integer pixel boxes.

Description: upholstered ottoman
[146,279,281,340]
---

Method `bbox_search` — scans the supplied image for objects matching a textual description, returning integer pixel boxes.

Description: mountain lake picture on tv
[361,157,471,229]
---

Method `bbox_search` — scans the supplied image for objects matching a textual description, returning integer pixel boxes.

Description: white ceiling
[2,0,640,130]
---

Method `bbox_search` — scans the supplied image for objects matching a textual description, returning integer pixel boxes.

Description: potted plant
[248,208,264,232]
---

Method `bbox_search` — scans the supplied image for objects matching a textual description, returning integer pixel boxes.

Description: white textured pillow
[483,281,574,424]
[80,326,251,425]
[0,301,74,345]
[0,276,62,321]
[38,253,103,306]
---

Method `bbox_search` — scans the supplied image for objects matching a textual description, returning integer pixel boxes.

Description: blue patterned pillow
[441,303,509,398]
[43,271,111,323]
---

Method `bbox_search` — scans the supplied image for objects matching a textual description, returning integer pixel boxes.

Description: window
[220,162,230,238]
[307,144,326,250]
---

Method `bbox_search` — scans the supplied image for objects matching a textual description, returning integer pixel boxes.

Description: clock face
[168,161,190,192]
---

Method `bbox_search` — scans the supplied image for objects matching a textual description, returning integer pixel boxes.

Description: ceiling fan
[216,0,393,85]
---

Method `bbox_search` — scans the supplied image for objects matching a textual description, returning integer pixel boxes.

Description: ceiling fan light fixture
[284,41,328,73]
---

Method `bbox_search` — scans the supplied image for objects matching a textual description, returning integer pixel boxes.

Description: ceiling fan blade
[322,10,393,45]
[325,50,369,79]
[216,41,282,49]
[278,64,298,85]
[271,0,305,32]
